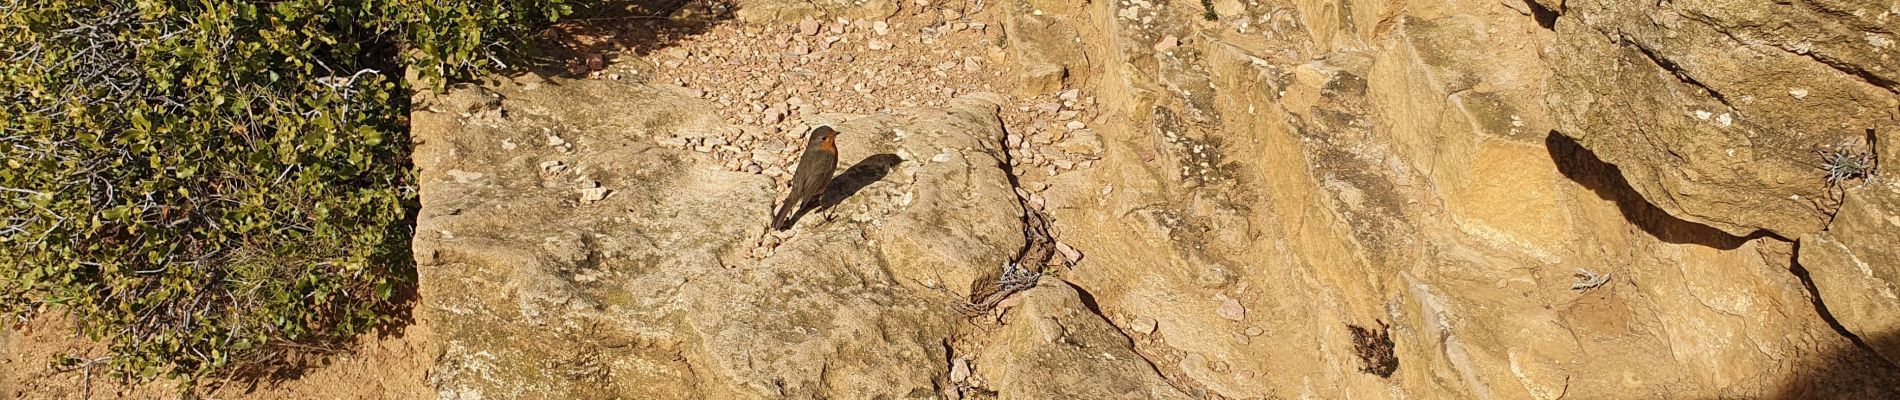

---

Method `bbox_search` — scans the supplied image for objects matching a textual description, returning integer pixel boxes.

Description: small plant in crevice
[1348,320,1398,378]
[1571,268,1612,291]
[1200,0,1219,21]
[1815,143,1877,188]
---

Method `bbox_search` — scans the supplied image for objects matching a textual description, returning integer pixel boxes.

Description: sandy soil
[1,314,431,400]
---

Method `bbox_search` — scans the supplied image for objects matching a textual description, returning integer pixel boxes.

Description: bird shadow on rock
[1544,131,1769,250]
[784,154,903,227]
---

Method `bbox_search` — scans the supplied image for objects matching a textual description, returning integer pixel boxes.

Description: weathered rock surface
[1800,180,1900,365]
[7,0,1899,398]
[1021,0,1900,397]
[404,0,1900,398]
[1001,2,1090,95]
[1545,0,1900,238]
[968,282,1189,399]
[411,75,1080,398]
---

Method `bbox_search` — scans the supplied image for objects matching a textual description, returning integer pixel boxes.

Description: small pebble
[1217,298,1246,321]
[1154,35,1180,52]
[577,187,610,203]
[799,16,821,36]
[1131,316,1158,334]
[950,358,971,382]
[1055,241,1081,263]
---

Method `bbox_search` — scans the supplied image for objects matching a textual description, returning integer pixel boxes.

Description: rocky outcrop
[1544,0,1900,238]
[405,0,1900,398]
[410,75,1094,398]
[1016,0,1900,397]
[966,282,1189,399]
[1000,0,1092,95]
[1550,0,1900,373]
[1800,180,1900,365]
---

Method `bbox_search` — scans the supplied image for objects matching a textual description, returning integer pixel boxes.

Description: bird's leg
[809,197,836,223]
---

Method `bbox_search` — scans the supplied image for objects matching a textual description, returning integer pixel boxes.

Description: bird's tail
[770,200,796,230]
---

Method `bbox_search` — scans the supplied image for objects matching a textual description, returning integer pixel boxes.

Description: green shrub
[0,0,570,383]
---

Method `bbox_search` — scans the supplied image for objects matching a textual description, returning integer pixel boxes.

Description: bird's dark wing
[771,147,839,229]
[786,150,838,205]
[814,151,839,196]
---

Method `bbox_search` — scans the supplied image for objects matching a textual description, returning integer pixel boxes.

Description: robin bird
[772,126,841,230]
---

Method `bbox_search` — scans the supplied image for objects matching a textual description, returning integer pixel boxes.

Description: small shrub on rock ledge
[1348,320,1398,378]
[0,0,571,384]
[1816,142,1877,188]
